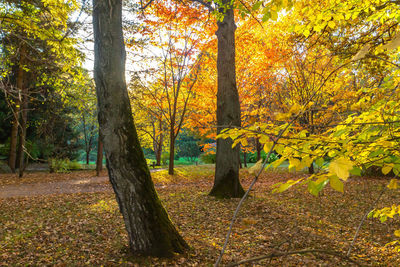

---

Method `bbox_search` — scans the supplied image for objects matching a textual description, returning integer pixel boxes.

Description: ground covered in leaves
[1,165,400,266]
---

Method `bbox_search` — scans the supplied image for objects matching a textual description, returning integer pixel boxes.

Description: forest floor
[1,165,400,266]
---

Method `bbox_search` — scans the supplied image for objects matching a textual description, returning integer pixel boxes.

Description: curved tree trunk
[92,0,188,257]
[210,0,244,198]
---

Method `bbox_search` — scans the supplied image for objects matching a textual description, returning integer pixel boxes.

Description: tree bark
[210,0,244,198]
[243,151,247,168]
[256,138,261,161]
[93,0,188,257]
[9,45,26,173]
[96,134,103,176]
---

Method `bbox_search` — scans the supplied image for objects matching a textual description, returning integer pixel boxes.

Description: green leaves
[252,1,263,11]
[308,179,329,196]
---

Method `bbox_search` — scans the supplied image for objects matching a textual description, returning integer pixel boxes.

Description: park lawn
[1,166,400,266]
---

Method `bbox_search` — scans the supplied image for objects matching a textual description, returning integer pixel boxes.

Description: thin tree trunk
[168,125,175,175]
[210,0,244,198]
[10,109,20,172]
[87,125,95,165]
[93,0,188,257]
[18,91,28,178]
[244,152,247,168]
[96,136,103,176]
[9,45,26,173]
[308,164,315,174]
[82,113,90,164]
[155,118,163,166]
[155,139,162,166]
[238,145,242,169]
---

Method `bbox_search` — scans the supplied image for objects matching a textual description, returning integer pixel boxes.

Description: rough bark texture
[96,135,103,177]
[210,0,245,198]
[92,0,188,257]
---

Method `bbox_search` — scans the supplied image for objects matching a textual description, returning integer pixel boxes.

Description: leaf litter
[1,166,400,266]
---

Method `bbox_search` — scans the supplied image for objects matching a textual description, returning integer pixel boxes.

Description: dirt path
[0,176,112,198]
[0,169,165,199]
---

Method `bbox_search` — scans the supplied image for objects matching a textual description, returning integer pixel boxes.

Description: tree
[132,0,209,175]
[92,0,188,257]
[209,0,245,198]
[1,0,82,176]
[129,77,167,167]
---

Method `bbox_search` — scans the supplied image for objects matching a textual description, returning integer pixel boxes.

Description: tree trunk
[243,152,247,168]
[93,0,188,257]
[86,150,90,165]
[155,143,162,166]
[168,125,175,175]
[9,45,26,173]
[9,109,19,172]
[256,138,261,161]
[18,90,28,178]
[155,118,163,166]
[210,0,244,198]
[96,136,103,176]
[238,145,242,169]
[308,163,314,174]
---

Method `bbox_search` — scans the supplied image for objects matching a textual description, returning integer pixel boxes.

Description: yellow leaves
[382,164,394,175]
[394,230,400,238]
[303,28,311,38]
[327,20,336,29]
[387,179,399,190]
[272,178,303,193]
[352,44,371,61]
[369,205,400,223]
[328,157,353,180]
[263,142,274,153]
[275,103,302,121]
[289,103,301,115]
[248,160,263,176]
[289,157,301,171]
[329,175,344,192]
[380,32,400,51]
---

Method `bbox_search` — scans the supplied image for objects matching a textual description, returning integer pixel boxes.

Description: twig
[214,119,295,267]
[346,184,387,256]
[227,249,363,267]
[140,0,154,10]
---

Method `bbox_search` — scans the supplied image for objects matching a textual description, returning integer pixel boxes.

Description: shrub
[49,158,81,173]
[200,153,216,164]
[248,151,279,163]
[161,152,169,165]
[68,160,81,170]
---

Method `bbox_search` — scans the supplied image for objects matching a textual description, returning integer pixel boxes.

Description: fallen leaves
[0,168,400,266]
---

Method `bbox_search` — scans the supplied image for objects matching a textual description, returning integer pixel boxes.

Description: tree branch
[227,249,363,267]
